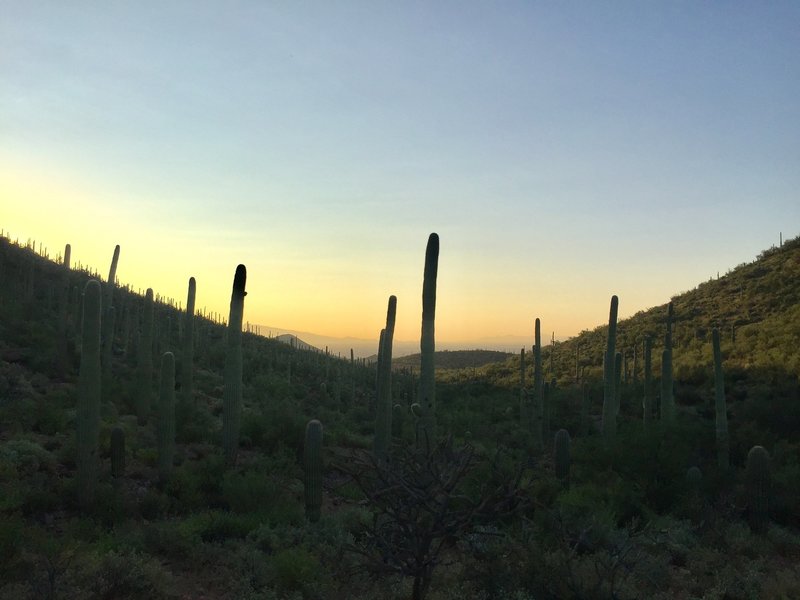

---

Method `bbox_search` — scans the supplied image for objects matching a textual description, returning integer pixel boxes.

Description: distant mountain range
[252,326,535,359]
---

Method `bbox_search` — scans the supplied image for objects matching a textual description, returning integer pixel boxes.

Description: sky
[2,1,798,353]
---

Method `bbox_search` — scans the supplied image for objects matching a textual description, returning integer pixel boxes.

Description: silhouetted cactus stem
[533,318,544,450]
[375,296,397,460]
[643,336,653,428]
[745,445,770,532]
[77,279,102,508]
[158,352,176,481]
[602,295,618,440]
[136,288,154,425]
[554,429,571,487]
[304,419,323,522]
[110,427,125,479]
[181,277,196,407]
[418,233,439,441]
[712,328,729,470]
[661,345,675,422]
[223,265,246,466]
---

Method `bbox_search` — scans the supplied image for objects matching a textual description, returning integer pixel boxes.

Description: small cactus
[745,445,770,532]
[554,429,571,486]
[304,419,323,522]
[110,427,125,478]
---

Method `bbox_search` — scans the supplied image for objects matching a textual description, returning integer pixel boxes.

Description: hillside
[473,235,800,390]
[392,349,513,371]
[1,232,799,599]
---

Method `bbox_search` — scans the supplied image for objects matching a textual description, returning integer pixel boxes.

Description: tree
[335,438,526,600]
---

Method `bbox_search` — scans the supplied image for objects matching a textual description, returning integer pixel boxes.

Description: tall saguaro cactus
[374,295,397,460]
[712,329,729,469]
[519,348,527,425]
[223,265,247,466]
[158,352,176,481]
[102,245,120,380]
[418,233,439,443]
[643,336,653,428]
[77,280,102,508]
[661,337,675,422]
[745,445,770,532]
[533,318,544,450]
[602,295,619,440]
[304,419,323,522]
[136,288,154,425]
[181,277,196,407]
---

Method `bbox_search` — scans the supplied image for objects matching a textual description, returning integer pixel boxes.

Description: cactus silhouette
[136,288,154,425]
[602,295,618,440]
[304,419,323,522]
[181,277,196,407]
[712,328,729,470]
[77,280,102,508]
[745,445,770,532]
[110,427,125,479]
[375,295,397,459]
[158,352,176,481]
[418,233,439,442]
[223,265,246,466]
[554,429,571,487]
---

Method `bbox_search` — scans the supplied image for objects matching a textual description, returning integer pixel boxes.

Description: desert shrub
[0,438,56,477]
[269,546,322,596]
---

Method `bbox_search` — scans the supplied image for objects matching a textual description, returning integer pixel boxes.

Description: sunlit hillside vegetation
[1,231,798,599]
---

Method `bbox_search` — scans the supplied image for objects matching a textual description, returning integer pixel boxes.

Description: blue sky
[2,2,798,347]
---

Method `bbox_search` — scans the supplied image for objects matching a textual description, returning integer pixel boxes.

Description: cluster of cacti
[374,295,397,459]
[554,429,571,486]
[304,419,323,522]
[602,295,618,440]
[158,351,176,481]
[136,288,154,425]
[712,328,730,470]
[77,279,102,508]
[223,265,247,467]
[418,233,439,442]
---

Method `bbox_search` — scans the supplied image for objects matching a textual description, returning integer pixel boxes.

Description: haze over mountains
[257,326,535,359]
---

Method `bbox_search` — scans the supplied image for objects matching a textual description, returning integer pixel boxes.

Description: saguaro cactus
[554,429,571,487]
[661,342,675,422]
[136,288,154,425]
[745,445,770,532]
[110,427,125,479]
[519,348,527,425]
[77,279,102,508]
[712,328,729,470]
[643,336,653,428]
[102,245,120,380]
[418,233,439,442]
[158,352,176,481]
[533,318,544,451]
[374,295,397,460]
[602,295,619,440]
[304,419,323,522]
[614,351,622,416]
[181,277,196,407]
[223,265,247,466]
